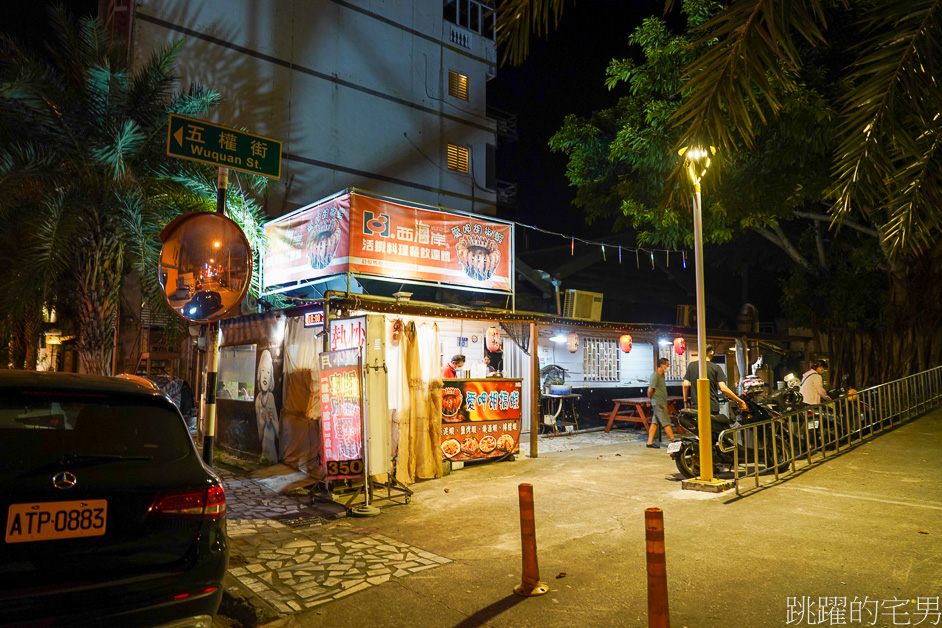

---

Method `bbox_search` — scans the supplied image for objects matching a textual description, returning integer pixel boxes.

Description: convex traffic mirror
[159,212,253,324]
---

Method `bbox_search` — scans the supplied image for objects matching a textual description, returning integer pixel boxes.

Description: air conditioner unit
[563,290,603,322]
[676,305,697,328]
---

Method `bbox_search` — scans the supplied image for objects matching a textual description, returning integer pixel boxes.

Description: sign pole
[530,322,539,458]
[353,347,379,517]
[202,167,228,466]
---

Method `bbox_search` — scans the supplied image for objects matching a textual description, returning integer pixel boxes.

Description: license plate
[810,420,820,429]
[5,499,107,543]
[666,441,682,454]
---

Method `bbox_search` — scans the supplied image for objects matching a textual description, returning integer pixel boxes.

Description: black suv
[0,371,228,626]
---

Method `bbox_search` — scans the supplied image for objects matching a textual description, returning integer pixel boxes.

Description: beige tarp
[393,321,442,484]
[281,316,321,422]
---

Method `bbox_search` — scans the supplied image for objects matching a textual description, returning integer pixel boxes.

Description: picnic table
[601,396,685,434]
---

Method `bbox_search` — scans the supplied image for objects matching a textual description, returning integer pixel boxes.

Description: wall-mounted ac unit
[563,290,603,322]
[676,304,697,328]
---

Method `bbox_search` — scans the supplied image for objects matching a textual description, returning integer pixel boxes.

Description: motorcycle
[668,388,796,479]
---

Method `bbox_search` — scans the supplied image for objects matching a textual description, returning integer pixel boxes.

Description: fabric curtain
[282,317,321,422]
[394,321,442,485]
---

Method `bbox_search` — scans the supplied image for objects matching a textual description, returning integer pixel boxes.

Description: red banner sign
[263,192,513,293]
[319,348,363,480]
[440,379,521,461]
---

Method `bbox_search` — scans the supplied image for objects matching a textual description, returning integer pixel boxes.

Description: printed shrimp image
[305,211,343,270]
[455,234,501,282]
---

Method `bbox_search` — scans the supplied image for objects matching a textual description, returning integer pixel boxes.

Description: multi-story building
[115,0,503,217]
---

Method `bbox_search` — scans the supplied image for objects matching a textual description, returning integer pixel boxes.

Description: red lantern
[566,332,580,353]
[673,337,686,355]
[619,334,633,353]
[485,326,501,352]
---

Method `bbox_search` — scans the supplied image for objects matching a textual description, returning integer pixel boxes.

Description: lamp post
[680,146,718,484]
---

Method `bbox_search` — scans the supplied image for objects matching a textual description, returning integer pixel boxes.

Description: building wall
[132,0,498,217]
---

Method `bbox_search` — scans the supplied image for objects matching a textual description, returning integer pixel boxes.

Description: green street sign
[167,114,281,179]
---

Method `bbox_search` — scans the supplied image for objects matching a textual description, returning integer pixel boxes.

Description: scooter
[668,398,791,479]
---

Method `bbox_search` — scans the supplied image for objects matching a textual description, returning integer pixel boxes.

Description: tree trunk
[830,249,942,387]
[76,232,124,376]
[22,302,43,370]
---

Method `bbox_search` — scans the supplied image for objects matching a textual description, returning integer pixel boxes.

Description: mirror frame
[158,211,253,324]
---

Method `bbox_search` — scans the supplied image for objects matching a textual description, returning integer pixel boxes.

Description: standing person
[800,359,832,405]
[646,358,677,448]
[442,354,466,379]
[682,345,748,414]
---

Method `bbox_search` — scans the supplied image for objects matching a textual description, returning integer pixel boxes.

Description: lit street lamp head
[678,145,715,187]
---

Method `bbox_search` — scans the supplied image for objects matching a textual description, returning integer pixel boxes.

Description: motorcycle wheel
[764,435,790,472]
[674,441,699,478]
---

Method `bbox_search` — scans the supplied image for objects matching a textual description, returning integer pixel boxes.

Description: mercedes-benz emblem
[52,471,78,490]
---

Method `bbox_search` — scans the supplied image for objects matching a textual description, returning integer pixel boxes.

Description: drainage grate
[272,512,327,528]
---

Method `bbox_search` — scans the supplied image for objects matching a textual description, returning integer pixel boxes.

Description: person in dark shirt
[682,345,748,413]
[442,354,466,379]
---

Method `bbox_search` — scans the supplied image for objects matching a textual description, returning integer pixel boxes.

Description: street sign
[167,114,281,179]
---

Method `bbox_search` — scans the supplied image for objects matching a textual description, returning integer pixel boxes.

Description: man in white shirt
[800,360,832,405]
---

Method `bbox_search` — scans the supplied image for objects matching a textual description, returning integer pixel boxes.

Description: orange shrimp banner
[263,192,514,293]
[440,379,521,462]
[263,194,351,290]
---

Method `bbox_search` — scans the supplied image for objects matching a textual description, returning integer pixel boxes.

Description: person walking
[646,358,676,448]
[799,359,832,405]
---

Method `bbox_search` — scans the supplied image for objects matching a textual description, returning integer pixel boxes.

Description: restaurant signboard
[263,192,513,293]
[318,348,364,480]
[440,379,521,462]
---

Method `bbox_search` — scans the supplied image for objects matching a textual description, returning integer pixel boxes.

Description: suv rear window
[0,395,192,468]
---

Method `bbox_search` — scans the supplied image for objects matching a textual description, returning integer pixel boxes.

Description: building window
[583,337,619,382]
[444,0,496,40]
[448,71,469,100]
[447,144,469,173]
[659,344,689,381]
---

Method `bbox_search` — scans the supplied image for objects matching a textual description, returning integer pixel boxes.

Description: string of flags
[515,221,690,270]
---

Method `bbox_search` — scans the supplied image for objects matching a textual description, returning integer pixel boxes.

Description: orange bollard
[514,483,549,597]
[645,507,670,627]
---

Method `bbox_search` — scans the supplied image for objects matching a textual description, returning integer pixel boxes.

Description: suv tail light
[151,484,226,520]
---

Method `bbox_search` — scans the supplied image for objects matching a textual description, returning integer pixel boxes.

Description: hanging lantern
[619,334,633,353]
[485,326,502,352]
[673,337,687,355]
[566,332,580,353]
[389,319,403,347]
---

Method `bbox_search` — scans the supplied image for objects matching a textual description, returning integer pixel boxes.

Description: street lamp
[680,145,718,484]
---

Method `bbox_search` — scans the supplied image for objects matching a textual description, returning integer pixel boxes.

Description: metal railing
[716,366,942,496]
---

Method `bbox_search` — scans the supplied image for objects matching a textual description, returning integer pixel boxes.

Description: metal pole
[202,321,220,465]
[202,166,228,466]
[530,322,539,459]
[692,182,713,481]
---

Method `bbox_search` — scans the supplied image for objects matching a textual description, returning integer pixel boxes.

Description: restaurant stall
[205,187,800,503]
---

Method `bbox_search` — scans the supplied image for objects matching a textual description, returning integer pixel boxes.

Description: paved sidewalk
[218,468,451,617]
[216,409,942,627]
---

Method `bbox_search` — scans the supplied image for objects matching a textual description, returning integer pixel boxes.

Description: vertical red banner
[319,348,364,480]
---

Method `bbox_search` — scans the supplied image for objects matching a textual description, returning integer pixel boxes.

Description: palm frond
[494,0,569,66]
[830,0,942,257]
[90,119,145,178]
[672,0,829,157]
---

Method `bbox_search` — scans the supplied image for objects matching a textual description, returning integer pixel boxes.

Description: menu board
[440,379,521,462]
[319,348,364,480]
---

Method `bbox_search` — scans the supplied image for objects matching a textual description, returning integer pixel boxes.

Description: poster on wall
[319,348,364,480]
[217,314,285,462]
[440,380,521,462]
[262,194,351,289]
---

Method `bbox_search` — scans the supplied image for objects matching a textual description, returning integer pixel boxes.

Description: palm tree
[0,5,228,373]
